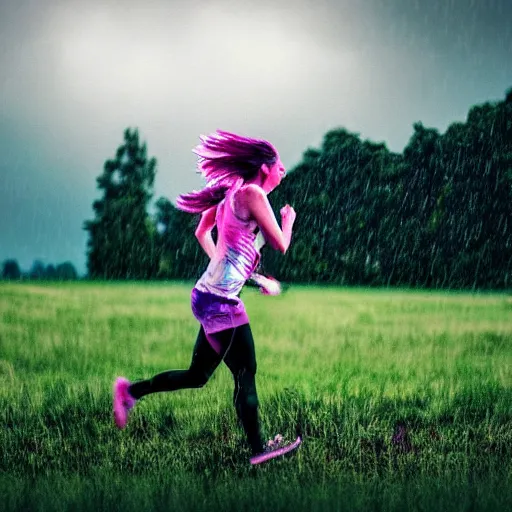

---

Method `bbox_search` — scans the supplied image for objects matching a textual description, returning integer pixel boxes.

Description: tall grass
[1,282,511,511]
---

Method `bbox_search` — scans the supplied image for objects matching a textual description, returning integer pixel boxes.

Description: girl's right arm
[242,185,296,254]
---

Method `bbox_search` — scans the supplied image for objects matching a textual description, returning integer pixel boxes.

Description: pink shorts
[191,288,250,334]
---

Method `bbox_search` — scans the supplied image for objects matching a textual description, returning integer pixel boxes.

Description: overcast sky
[1,0,511,275]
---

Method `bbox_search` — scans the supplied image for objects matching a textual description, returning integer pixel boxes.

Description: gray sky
[1,0,511,275]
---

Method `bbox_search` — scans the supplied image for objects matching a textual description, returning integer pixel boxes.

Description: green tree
[440,91,512,288]
[2,259,21,280]
[390,122,445,287]
[55,262,78,280]
[154,197,207,279]
[84,129,158,279]
[29,260,46,280]
[45,264,57,280]
[265,128,395,285]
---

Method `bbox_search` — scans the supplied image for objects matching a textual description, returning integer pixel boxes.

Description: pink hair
[176,130,278,214]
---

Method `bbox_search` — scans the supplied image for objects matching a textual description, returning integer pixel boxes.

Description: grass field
[1,282,512,511]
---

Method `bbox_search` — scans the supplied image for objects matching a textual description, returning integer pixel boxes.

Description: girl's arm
[195,206,218,259]
[241,185,296,254]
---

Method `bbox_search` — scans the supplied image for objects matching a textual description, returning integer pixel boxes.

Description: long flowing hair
[176,130,278,214]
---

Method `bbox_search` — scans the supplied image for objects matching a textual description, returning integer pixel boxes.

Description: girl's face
[261,158,286,193]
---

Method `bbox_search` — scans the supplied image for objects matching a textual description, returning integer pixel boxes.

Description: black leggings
[128,323,264,455]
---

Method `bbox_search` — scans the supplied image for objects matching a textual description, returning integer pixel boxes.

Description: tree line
[1,259,78,281]
[80,87,511,289]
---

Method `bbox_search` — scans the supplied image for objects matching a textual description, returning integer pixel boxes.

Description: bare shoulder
[238,183,266,203]
[234,184,267,220]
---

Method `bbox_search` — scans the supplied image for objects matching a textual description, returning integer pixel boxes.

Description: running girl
[113,130,300,464]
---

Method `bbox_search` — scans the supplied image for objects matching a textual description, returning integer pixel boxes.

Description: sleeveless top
[195,180,262,299]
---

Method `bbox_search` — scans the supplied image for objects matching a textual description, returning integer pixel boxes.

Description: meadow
[1,282,512,511]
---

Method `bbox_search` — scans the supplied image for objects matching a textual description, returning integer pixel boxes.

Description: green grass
[1,282,512,511]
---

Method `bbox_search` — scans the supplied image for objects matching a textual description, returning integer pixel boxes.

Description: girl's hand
[280,205,296,225]
[250,273,282,296]
[260,276,281,296]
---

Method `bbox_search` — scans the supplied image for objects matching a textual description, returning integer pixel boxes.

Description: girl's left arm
[195,206,218,260]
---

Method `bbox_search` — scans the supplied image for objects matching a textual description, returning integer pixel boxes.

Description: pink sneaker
[250,435,302,465]
[113,377,136,429]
